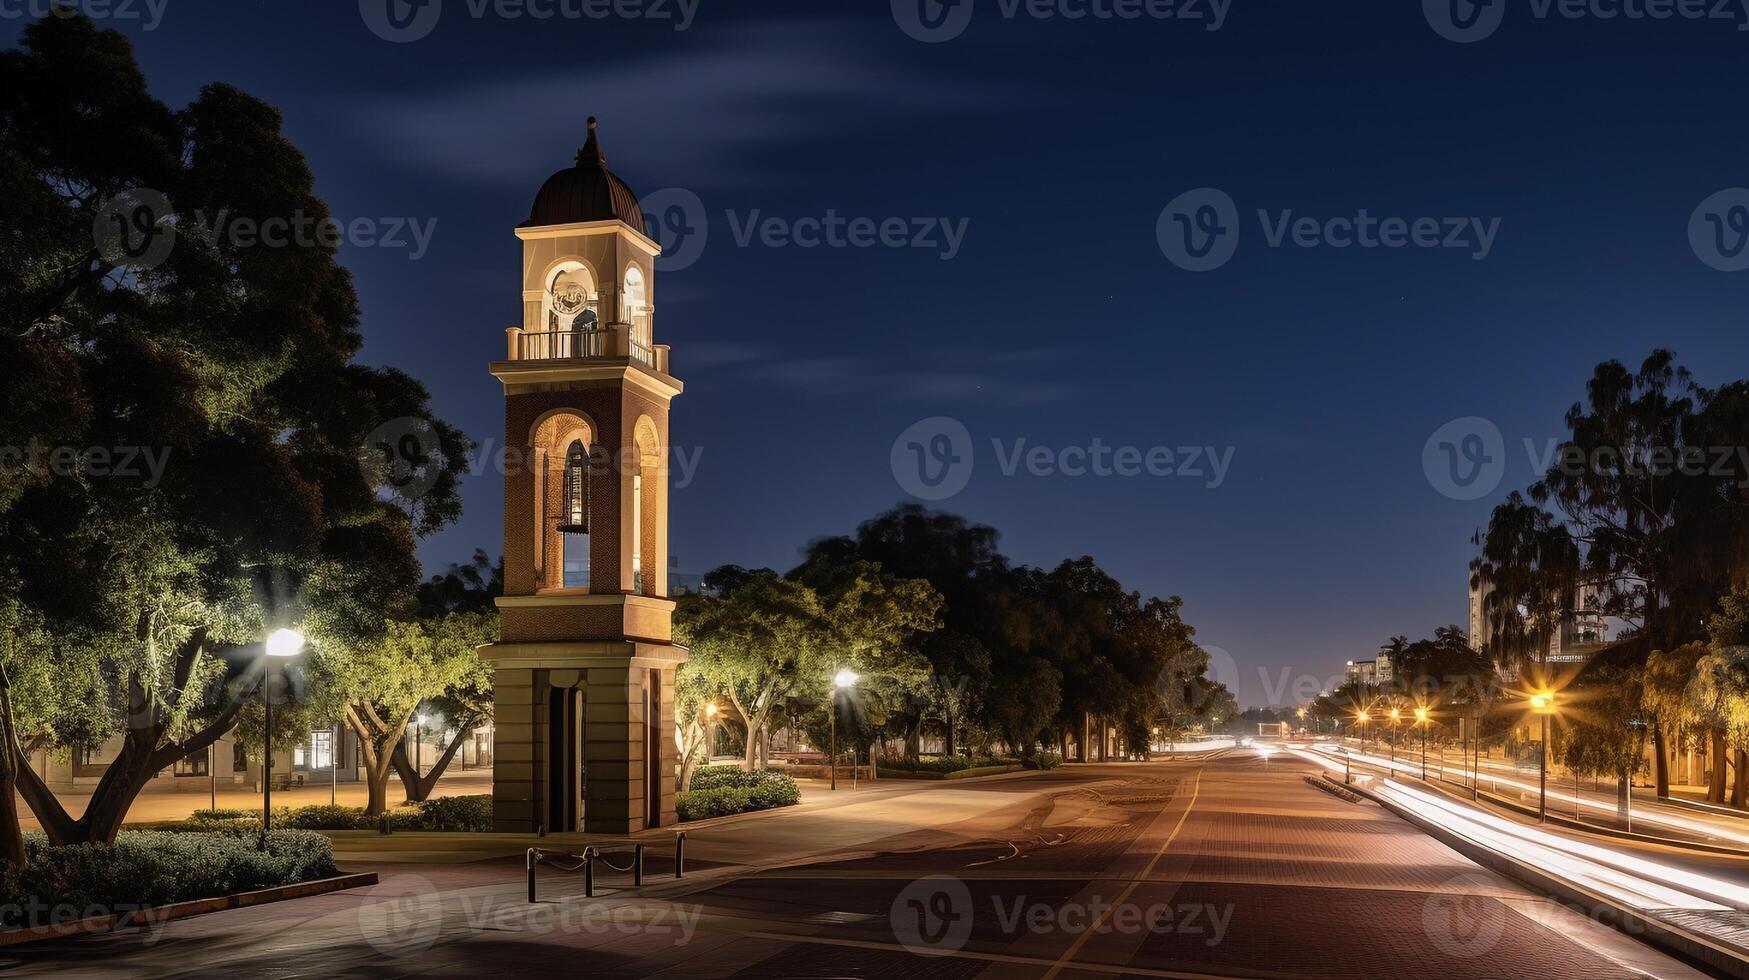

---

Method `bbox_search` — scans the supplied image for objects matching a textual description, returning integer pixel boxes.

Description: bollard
[584,847,595,898]
[526,848,538,903]
[634,843,644,886]
[674,831,686,879]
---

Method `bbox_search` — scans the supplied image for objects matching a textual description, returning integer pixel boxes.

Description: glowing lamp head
[1530,691,1556,715]
[834,668,858,689]
[1414,706,1430,723]
[265,628,305,658]
[1356,711,1371,724]
[705,703,719,717]
[1388,708,1401,721]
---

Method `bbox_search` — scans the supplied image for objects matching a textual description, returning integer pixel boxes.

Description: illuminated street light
[1414,706,1431,781]
[1532,690,1558,823]
[830,668,858,791]
[1356,710,1370,752]
[1387,707,1401,779]
[261,628,305,838]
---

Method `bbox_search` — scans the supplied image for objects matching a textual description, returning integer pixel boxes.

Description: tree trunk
[905,714,923,761]
[11,654,237,845]
[1709,728,1728,804]
[389,715,476,803]
[1734,749,1749,809]
[1652,723,1671,798]
[0,670,26,868]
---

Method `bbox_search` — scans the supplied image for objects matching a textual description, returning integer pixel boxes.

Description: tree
[675,569,828,770]
[797,505,1007,759]
[0,14,468,851]
[1557,653,1646,819]
[318,614,491,814]
[388,553,502,802]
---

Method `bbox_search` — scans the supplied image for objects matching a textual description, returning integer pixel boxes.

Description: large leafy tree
[387,552,502,802]
[316,614,492,815]
[797,506,1007,758]
[0,15,468,850]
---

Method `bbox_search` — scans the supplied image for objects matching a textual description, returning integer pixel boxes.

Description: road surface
[1,751,1711,978]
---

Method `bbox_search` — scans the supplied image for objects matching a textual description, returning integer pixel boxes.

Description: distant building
[1468,570,1610,672]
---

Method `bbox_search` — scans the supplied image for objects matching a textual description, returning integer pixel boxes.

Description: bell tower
[482,118,684,835]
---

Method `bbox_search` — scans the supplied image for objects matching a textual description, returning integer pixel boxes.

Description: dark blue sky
[13,1,1747,705]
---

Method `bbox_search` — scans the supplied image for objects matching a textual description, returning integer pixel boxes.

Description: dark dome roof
[523,118,644,229]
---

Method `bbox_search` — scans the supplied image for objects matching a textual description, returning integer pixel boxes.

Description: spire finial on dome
[577,116,604,166]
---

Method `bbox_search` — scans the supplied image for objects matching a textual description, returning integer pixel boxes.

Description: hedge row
[177,794,492,833]
[0,829,338,929]
[876,755,1017,774]
[677,770,800,821]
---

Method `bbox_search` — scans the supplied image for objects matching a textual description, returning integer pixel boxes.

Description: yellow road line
[1040,767,1204,980]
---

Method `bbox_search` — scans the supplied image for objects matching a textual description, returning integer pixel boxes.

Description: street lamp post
[262,628,305,837]
[1387,708,1400,779]
[830,668,857,791]
[1356,710,1370,757]
[1531,691,1557,823]
[1414,706,1430,781]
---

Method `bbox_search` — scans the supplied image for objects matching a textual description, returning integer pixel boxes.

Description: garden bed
[879,763,1025,780]
[146,794,493,834]
[678,767,801,821]
[0,828,345,933]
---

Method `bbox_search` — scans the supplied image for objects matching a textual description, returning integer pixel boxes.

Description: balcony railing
[506,322,668,374]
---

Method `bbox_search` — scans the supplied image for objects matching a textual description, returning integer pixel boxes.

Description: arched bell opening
[530,410,597,593]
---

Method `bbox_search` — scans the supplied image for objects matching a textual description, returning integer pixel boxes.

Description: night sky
[11,0,1747,706]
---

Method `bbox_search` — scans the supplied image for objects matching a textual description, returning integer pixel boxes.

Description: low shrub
[157,795,491,834]
[0,830,338,929]
[413,794,492,832]
[677,771,799,821]
[878,755,1014,774]
[1028,752,1064,770]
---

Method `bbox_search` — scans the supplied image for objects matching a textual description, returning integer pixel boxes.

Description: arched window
[622,265,651,364]
[558,439,589,534]
[543,262,599,357]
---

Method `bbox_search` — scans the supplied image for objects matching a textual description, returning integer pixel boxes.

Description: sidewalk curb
[1429,779,1749,858]
[0,872,379,948]
[1347,778,1749,979]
